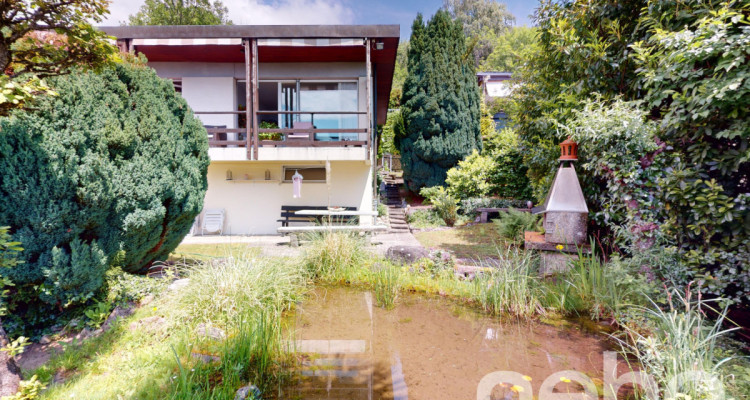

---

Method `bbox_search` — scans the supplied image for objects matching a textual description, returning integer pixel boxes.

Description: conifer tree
[397,10,481,191]
[0,58,209,323]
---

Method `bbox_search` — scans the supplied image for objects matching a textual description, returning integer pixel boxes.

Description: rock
[190,352,220,363]
[75,328,92,341]
[168,278,190,291]
[139,295,154,306]
[430,250,453,265]
[39,335,52,345]
[386,246,430,265]
[101,306,135,331]
[196,323,226,340]
[129,316,167,333]
[0,323,22,397]
[234,384,261,400]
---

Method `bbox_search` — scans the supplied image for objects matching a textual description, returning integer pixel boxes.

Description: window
[283,166,327,183]
[171,78,182,93]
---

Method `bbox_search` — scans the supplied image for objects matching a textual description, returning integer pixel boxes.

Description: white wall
[182,77,236,128]
[201,160,374,235]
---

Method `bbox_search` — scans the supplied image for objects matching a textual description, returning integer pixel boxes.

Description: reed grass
[372,264,400,309]
[300,230,369,282]
[472,247,544,318]
[617,286,741,400]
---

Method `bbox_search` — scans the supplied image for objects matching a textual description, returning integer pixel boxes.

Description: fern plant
[492,208,541,242]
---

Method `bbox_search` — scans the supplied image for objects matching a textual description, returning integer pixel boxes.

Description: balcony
[197,110,371,162]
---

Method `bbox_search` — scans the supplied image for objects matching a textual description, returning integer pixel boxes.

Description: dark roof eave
[100,25,400,40]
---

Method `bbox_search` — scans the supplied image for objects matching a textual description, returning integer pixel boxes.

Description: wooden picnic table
[295,210,379,217]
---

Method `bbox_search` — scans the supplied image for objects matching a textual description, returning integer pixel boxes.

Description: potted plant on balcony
[258,121,283,145]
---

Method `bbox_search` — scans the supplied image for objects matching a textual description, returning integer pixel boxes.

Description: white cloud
[100,0,355,26]
[226,0,354,25]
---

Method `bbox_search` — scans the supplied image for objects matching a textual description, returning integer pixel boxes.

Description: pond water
[283,287,627,400]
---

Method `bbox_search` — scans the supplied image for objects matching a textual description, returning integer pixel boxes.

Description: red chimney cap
[559,138,578,161]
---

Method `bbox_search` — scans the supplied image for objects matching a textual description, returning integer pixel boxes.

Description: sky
[101,0,539,40]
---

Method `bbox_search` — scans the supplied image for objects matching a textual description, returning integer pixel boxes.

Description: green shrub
[377,202,388,218]
[445,127,533,201]
[0,59,209,329]
[492,208,540,241]
[419,186,459,226]
[445,150,495,199]
[405,209,446,229]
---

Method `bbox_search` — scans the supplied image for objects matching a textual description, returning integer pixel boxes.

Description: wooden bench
[278,205,356,227]
[278,225,388,247]
[476,207,532,223]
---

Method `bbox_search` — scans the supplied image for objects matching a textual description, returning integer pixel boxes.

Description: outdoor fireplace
[525,138,590,273]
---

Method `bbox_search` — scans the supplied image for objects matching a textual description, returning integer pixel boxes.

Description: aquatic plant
[373,264,401,309]
[473,247,543,318]
[301,231,368,282]
[618,286,740,400]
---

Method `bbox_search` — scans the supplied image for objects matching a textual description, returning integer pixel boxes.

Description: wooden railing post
[365,38,372,158]
[243,39,252,159]
[252,39,259,161]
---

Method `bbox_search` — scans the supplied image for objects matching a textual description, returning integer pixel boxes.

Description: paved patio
[180,230,424,258]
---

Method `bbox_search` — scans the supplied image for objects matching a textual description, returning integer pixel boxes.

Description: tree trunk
[0,319,22,397]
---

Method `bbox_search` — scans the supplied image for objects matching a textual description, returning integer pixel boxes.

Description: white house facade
[103,25,400,235]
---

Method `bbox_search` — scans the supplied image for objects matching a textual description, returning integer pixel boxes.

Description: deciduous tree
[443,0,515,67]
[0,0,117,114]
[128,0,232,25]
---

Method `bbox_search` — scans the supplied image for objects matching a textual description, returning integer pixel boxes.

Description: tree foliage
[515,0,750,301]
[479,26,537,72]
[128,0,232,25]
[443,0,515,66]
[397,11,482,192]
[0,0,118,114]
[0,58,209,327]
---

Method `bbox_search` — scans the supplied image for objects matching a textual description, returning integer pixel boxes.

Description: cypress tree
[397,10,481,192]
[0,59,209,322]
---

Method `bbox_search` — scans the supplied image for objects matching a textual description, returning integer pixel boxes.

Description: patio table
[295,210,378,217]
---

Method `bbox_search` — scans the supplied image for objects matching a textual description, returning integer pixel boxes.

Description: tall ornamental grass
[618,287,740,400]
[473,247,543,318]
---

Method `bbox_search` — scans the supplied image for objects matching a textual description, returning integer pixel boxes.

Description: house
[102,25,400,235]
[477,71,512,129]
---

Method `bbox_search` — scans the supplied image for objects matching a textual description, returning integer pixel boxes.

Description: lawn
[169,243,261,262]
[413,223,509,260]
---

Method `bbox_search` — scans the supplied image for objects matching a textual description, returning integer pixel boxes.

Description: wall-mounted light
[375,41,384,50]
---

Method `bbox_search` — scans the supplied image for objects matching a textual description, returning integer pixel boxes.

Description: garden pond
[282,286,631,399]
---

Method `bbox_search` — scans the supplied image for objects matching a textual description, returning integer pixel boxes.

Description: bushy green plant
[618,288,741,400]
[473,247,542,318]
[301,231,369,282]
[445,150,495,199]
[2,375,46,400]
[492,208,540,242]
[419,186,459,226]
[397,11,482,191]
[105,267,168,306]
[0,58,209,328]
[444,117,532,201]
[405,209,446,229]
